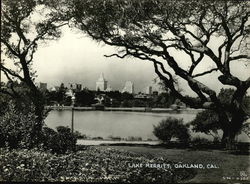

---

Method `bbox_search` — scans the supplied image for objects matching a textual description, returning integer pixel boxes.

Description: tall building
[146,77,166,94]
[122,81,134,94]
[96,73,108,91]
[145,86,152,95]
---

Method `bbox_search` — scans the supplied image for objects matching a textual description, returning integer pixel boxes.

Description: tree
[75,89,95,106]
[58,83,67,105]
[69,0,250,147]
[1,0,68,145]
[153,117,190,143]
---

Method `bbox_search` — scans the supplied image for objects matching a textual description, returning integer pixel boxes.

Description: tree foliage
[0,101,40,149]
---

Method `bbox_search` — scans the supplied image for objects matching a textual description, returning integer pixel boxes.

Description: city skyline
[38,72,162,94]
[31,27,158,94]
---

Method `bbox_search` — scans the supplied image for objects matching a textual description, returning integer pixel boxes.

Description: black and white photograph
[0,0,249,183]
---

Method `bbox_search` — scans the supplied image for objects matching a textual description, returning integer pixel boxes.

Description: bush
[153,117,190,143]
[92,136,104,140]
[42,126,77,154]
[0,101,39,149]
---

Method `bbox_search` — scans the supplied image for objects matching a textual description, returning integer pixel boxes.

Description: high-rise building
[122,81,134,94]
[96,73,108,91]
[147,77,166,94]
[145,86,152,95]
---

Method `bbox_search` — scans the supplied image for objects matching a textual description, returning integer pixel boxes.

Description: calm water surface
[45,110,197,140]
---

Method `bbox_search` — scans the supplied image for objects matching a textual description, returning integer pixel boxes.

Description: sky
[2,26,250,95]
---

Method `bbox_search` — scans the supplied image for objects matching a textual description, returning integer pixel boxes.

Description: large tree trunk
[221,109,246,150]
[28,87,46,148]
[19,56,46,147]
[221,127,237,150]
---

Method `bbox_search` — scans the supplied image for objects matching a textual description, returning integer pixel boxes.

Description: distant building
[145,77,166,94]
[39,82,47,91]
[145,86,152,95]
[50,86,60,92]
[96,73,108,91]
[106,85,112,92]
[122,81,134,94]
[152,91,159,96]
[65,89,74,97]
[134,92,150,99]
[69,83,82,91]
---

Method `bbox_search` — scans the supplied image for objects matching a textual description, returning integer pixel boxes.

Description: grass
[102,146,250,184]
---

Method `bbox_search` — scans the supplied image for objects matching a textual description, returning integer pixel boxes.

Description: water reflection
[45,110,196,140]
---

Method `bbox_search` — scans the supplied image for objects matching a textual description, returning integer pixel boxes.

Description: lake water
[45,110,249,142]
[45,110,197,140]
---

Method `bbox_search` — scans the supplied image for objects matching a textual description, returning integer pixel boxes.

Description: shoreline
[45,106,204,113]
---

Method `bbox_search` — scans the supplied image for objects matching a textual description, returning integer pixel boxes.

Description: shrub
[0,101,39,149]
[153,117,190,143]
[92,136,104,140]
[42,126,77,154]
[42,127,58,151]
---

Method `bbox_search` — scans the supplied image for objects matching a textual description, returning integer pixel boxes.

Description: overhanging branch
[1,64,24,82]
[192,68,219,78]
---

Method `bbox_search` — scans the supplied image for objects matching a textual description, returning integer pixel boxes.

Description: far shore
[45,105,204,113]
